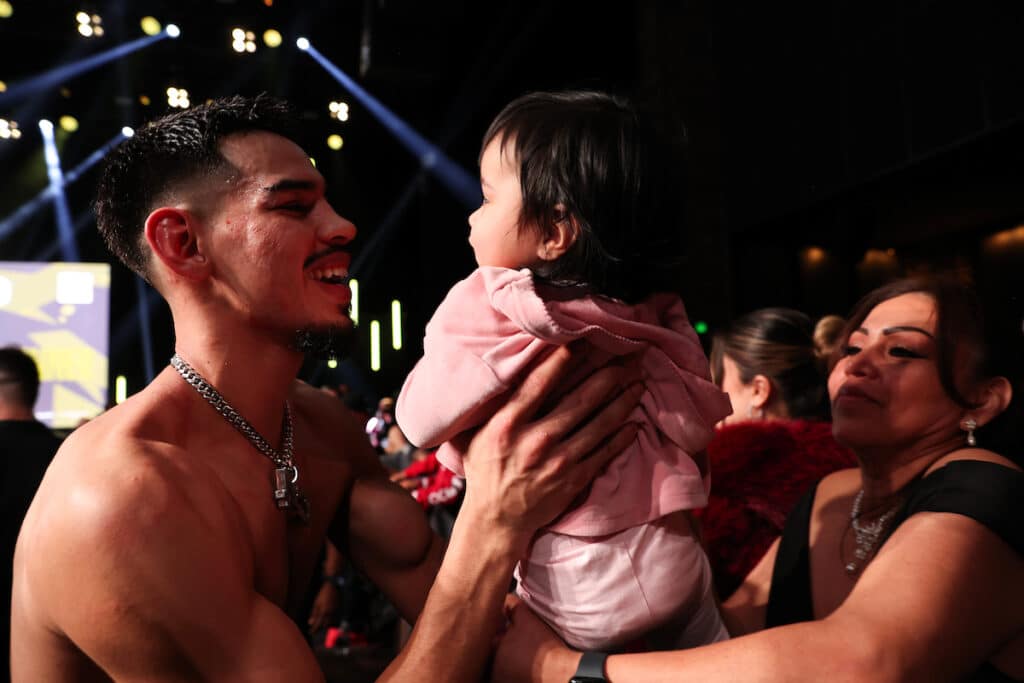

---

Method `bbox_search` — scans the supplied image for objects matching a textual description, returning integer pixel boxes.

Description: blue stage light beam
[0,29,179,108]
[0,128,131,242]
[297,39,481,209]
[38,120,78,262]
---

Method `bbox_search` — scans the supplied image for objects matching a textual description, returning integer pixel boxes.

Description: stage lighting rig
[0,118,21,139]
[76,11,103,38]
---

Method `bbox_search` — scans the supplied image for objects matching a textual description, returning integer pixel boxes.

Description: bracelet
[569,651,608,683]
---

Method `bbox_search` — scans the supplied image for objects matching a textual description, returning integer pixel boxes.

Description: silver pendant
[273,467,291,507]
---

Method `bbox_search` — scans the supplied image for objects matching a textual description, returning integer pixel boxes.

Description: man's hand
[455,345,643,553]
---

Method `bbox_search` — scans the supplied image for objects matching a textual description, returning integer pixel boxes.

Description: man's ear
[536,205,579,263]
[144,207,209,281]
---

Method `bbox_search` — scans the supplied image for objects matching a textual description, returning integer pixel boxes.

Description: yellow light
[166,87,177,96]
[801,246,826,266]
[232,28,245,40]
[391,300,402,350]
[77,23,93,36]
[58,115,79,132]
[349,278,359,325]
[139,94,150,105]
[0,1,13,19]
[115,375,127,404]
[76,11,89,24]
[327,359,338,369]
[0,81,6,92]
[232,41,246,53]
[327,134,343,150]
[309,156,316,167]
[263,29,282,47]
[93,25,103,36]
[140,16,161,36]
[370,321,381,372]
[329,101,340,113]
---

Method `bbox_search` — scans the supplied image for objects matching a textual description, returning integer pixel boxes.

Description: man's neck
[169,315,306,445]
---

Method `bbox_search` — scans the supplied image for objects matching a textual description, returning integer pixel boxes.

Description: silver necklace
[845,490,898,575]
[170,354,311,524]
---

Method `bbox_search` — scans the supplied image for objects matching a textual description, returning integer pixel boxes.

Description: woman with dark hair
[700,309,856,598]
[494,276,1024,683]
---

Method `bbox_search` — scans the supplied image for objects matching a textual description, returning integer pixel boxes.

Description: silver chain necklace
[845,490,898,575]
[170,354,311,524]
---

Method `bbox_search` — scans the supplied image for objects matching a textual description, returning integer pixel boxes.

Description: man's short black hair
[94,94,304,280]
[0,346,41,409]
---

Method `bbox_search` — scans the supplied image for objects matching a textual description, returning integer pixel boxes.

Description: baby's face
[467,135,544,270]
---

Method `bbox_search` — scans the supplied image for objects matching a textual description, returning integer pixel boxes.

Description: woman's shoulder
[928,448,1022,475]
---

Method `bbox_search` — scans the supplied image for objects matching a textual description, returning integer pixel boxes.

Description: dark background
[1,0,1022,407]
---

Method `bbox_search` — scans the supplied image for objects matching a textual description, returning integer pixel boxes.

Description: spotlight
[76,10,103,38]
[0,118,21,140]
[165,23,180,38]
[0,1,12,19]
[138,94,150,105]
[296,37,310,51]
[166,86,189,109]
[0,81,5,92]
[121,126,134,137]
[263,29,282,48]
[140,16,161,36]
[38,119,53,134]
[231,28,256,53]
[58,115,79,132]
[327,134,343,150]
[329,100,349,122]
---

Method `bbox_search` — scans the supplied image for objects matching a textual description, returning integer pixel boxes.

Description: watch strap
[569,650,608,682]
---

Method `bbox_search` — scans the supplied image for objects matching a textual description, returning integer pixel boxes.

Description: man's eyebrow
[260,179,321,193]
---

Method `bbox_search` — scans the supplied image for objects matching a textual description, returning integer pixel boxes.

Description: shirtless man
[11,96,641,682]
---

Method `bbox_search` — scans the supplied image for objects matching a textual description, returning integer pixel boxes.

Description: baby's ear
[537,205,579,263]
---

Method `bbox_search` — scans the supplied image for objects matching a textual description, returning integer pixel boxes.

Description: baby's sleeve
[396,269,540,451]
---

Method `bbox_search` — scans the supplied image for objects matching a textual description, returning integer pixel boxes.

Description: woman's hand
[492,601,580,683]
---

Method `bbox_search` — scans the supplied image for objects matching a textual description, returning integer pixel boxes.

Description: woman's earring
[962,418,977,447]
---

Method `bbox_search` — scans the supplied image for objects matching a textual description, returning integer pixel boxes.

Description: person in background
[0,346,62,683]
[698,309,856,598]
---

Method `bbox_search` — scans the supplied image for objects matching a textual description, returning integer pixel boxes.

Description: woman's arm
[495,508,1024,682]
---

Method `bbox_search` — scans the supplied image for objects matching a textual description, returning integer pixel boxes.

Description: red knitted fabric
[695,420,857,599]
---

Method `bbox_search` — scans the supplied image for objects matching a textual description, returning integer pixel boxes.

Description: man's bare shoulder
[290,379,385,478]
[20,385,245,595]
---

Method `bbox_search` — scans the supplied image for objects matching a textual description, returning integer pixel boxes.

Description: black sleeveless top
[766,460,1024,683]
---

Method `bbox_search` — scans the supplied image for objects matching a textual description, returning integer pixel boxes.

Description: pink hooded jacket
[396,266,732,536]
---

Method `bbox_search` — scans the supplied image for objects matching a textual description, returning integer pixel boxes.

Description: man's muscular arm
[17,446,325,683]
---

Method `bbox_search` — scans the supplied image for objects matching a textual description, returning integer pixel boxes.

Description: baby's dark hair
[94,94,303,280]
[481,90,686,303]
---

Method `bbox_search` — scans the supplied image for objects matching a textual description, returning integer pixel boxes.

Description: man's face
[203,131,357,353]
[467,136,545,270]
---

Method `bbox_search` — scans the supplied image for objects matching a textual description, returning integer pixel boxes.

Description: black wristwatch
[569,651,608,683]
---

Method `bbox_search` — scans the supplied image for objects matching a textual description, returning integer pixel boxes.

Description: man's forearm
[378,498,525,683]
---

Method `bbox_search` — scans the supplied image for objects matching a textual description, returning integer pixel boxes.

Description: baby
[397,90,732,651]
